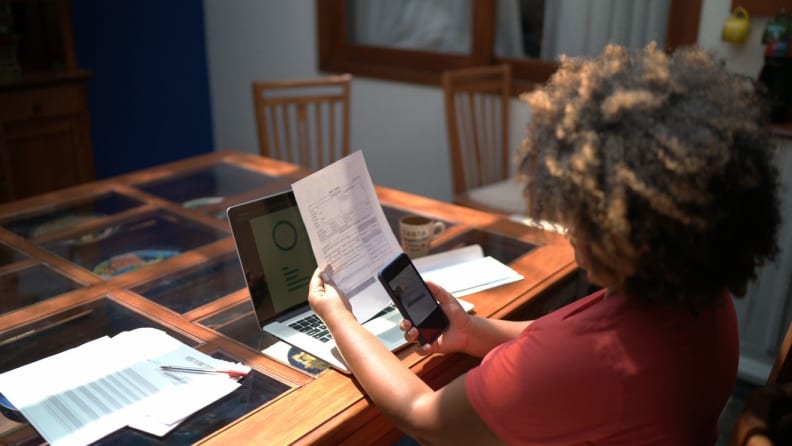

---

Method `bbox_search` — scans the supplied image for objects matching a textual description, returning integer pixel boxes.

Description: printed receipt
[291,151,401,322]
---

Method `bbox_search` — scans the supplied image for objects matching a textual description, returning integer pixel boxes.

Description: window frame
[317,0,703,93]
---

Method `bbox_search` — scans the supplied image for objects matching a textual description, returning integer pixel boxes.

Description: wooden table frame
[0,151,578,445]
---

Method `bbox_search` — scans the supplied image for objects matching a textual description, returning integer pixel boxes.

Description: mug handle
[431,221,446,239]
[733,6,749,20]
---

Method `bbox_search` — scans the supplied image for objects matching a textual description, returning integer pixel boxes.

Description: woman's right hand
[400,281,471,356]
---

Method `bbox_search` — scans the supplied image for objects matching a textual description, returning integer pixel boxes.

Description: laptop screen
[227,190,317,326]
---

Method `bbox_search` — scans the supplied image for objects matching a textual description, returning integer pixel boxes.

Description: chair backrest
[730,320,792,446]
[253,74,351,170]
[442,65,511,196]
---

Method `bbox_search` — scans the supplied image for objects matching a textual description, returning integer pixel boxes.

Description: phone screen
[378,253,449,344]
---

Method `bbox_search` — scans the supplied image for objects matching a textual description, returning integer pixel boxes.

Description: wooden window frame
[317,0,703,93]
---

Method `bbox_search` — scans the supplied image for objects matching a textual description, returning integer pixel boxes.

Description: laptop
[227,190,410,372]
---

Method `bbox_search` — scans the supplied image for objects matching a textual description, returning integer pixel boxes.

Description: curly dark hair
[518,43,780,306]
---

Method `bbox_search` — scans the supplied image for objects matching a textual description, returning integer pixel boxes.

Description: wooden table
[0,151,578,445]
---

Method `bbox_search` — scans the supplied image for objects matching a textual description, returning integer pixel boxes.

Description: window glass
[318,0,699,88]
[347,0,473,54]
[495,0,670,60]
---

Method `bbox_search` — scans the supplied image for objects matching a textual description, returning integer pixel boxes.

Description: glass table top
[39,211,229,279]
[433,228,538,264]
[0,298,292,445]
[0,298,204,373]
[131,254,246,314]
[136,163,286,208]
[198,301,331,377]
[0,241,29,267]
[382,205,454,239]
[198,301,275,352]
[0,191,143,239]
[0,264,84,314]
[92,366,291,445]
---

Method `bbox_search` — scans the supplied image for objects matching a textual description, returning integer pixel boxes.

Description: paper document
[413,245,524,296]
[292,151,401,322]
[0,328,249,446]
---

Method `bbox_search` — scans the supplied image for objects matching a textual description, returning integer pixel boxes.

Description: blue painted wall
[70,0,213,178]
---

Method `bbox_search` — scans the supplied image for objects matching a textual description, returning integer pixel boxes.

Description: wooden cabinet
[0,78,95,202]
[0,0,95,203]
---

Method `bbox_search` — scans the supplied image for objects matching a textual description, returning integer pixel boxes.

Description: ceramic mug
[399,215,446,258]
[721,7,751,44]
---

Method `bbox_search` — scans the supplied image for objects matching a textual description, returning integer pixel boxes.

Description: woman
[308,44,780,445]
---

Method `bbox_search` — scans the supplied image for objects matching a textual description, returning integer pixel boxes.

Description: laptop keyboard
[289,305,398,343]
[289,314,332,342]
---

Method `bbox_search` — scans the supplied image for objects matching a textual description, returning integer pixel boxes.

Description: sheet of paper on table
[291,150,401,322]
[0,327,249,446]
[413,244,524,297]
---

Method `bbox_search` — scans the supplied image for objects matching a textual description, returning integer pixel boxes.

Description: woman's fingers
[399,318,413,332]
[401,320,420,342]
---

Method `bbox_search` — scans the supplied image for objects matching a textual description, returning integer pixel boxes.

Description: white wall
[204,0,767,202]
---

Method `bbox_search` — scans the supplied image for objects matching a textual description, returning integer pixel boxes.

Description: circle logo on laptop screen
[272,220,298,251]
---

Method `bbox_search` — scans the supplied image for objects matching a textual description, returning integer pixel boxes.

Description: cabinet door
[2,113,95,200]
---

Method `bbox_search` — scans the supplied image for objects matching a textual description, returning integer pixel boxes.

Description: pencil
[159,365,249,379]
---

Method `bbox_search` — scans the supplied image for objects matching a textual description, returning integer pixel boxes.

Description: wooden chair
[730,320,792,445]
[253,74,351,170]
[442,64,525,215]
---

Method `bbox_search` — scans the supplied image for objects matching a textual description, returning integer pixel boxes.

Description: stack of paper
[413,245,523,297]
[0,328,249,446]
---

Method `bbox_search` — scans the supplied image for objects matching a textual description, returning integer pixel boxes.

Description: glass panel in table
[381,205,455,239]
[38,211,229,279]
[0,263,85,314]
[0,191,144,239]
[433,228,538,264]
[0,240,29,266]
[197,301,331,377]
[131,253,246,314]
[0,298,293,445]
[134,162,288,209]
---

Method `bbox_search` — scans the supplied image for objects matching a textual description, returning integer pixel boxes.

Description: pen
[159,365,249,379]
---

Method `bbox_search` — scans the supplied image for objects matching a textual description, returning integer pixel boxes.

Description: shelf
[731,0,789,16]
[0,69,91,90]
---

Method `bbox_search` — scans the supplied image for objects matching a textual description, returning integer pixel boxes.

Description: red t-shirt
[465,289,738,445]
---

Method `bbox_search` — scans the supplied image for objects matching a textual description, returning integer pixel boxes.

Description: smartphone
[378,253,449,345]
